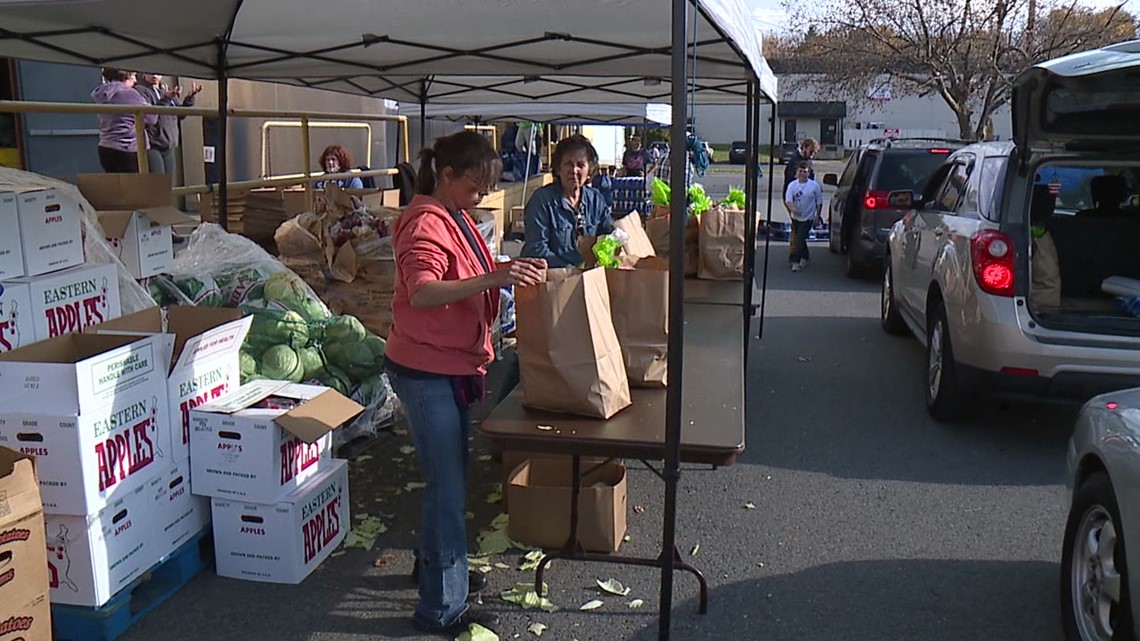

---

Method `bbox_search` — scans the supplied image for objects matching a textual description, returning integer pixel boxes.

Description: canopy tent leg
[758,104,777,339]
[658,0,689,637]
[419,78,428,153]
[216,40,230,232]
[742,80,757,361]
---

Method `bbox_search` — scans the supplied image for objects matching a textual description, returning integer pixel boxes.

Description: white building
[692,73,1013,155]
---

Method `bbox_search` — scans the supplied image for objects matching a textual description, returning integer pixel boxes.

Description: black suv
[728,140,749,164]
[825,138,965,277]
[779,141,798,164]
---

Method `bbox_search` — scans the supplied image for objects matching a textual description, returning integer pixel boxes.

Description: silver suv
[881,40,1140,421]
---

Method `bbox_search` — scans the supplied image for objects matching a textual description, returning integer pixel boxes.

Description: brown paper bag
[613,214,656,259]
[606,257,668,387]
[698,207,746,280]
[645,217,699,276]
[516,267,632,419]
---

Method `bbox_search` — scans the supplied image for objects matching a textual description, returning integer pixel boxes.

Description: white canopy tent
[0,2,777,638]
[0,0,776,103]
[412,102,673,126]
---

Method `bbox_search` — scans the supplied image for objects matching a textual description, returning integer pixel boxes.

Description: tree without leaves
[783,0,1137,140]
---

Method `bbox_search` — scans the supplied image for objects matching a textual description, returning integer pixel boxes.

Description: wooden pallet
[51,529,212,641]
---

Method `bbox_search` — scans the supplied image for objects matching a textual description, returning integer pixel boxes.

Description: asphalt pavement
[120,181,1077,641]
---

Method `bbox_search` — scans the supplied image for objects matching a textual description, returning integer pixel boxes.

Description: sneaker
[410,559,489,593]
[413,607,500,636]
[799,258,810,267]
[791,263,801,272]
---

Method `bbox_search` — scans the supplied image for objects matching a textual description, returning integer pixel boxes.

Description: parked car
[1062,389,1139,641]
[824,138,963,278]
[779,141,798,164]
[728,140,749,164]
[880,40,1140,421]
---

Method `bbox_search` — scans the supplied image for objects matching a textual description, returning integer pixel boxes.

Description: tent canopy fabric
[0,0,777,104]
[413,102,673,125]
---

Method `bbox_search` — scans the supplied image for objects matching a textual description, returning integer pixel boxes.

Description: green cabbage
[239,351,258,380]
[298,346,325,381]
[260,345,301,381]
[325,315,367,344]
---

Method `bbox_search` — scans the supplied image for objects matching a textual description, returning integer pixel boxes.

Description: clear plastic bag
[0,167,154,314]
[163,223,401,446]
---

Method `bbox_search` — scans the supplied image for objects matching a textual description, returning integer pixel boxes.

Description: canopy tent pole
[658,0,688,637]
[518,123,538,210]
[216,39,230,232]
[758,103,777,339]
[419,78,428,153]
[743,79,757,359]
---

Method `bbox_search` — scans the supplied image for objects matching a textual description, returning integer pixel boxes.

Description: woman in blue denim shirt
[521,134,614,267]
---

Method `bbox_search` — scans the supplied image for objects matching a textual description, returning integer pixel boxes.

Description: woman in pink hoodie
[90,68,156,173]
[385,130,544,635]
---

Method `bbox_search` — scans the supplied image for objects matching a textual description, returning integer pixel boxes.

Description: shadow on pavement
[628,558,1063,641]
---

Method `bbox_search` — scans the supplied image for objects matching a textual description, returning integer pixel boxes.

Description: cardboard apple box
[190,380,363,503]
[0,332,174,516]
[6,263,122,341]
[147,462,209,559]
[87,306,252,464]
[0,283,34,354]
[44,482,155,607]
[77,173,196,280]
[10,187,84,278]
[211,458,348,584]
[0,191,26,279]
[0,447,52,641]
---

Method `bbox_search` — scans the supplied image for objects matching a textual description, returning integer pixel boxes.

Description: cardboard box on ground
[0,446,52,641]
[76,173,197,280]
[84,306,253,464]
[507,458,628,553]
[0,332,174,516]
[189,379,363,504]
[211,458,349,584]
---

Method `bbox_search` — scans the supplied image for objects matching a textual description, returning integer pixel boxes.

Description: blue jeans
[386,371,471,630]
[790,218,814,264]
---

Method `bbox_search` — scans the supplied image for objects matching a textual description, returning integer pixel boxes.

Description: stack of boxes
[0,185,122,355]
[0,447,52,641]
[0,331,176,606]
[188,379,362,583]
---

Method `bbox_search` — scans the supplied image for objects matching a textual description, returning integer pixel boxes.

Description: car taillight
[971,230,1015,297]
[928,148,951,154]
[863,190,890,210]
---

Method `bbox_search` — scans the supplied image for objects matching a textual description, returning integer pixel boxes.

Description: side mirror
[822,173,839,186]
[887,190,916,209]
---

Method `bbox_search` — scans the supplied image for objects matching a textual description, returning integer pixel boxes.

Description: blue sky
[743,0,1140,35]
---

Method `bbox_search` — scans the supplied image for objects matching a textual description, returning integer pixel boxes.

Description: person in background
[521,133,614,267]
[783,137,819,195]
[313,144,364,190]
[384,130,545,636]
[620,133,651,177]
[134,72,202,174]
[784,160,824,272]
[91,68,157,173]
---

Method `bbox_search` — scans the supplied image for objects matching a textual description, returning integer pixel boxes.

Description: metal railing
[0,100,410,215]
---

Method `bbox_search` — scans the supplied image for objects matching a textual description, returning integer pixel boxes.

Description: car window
[937,158,974,213]
[978,156,1010,220]
[853,152,877,188]
[838,152,860,187]
[874,151,953,192]
[922,163,954,206]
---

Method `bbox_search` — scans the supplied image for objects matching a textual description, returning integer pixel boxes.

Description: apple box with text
[0,284,34,355]
[0,192,26,279]
[11,187,84,278]
[5,263,122,342]
[43,482,155,607]
[189,381,362,504]
[0,447,51,641]
[210,458,348,584]
[147,462,209,559]
[85,306,251,464]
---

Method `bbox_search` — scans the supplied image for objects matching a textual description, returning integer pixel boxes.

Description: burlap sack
[606,257,668,387]
[697,207,746,280]
[1032,231,1061,309]
[516,267,632,419]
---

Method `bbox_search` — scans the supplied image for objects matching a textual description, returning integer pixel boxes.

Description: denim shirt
[521,183,614,267]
